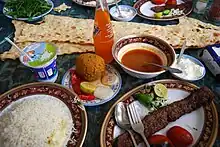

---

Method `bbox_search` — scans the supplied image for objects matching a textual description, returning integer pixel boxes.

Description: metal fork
[127,103,150,147]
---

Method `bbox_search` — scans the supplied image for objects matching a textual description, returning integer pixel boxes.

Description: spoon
[143,62,182,74]
[115,102,138,147]
[177,39,187,64]
[4,37,33,61]
[115,0,123,18]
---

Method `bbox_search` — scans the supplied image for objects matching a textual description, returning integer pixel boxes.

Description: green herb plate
[3,0,54,21]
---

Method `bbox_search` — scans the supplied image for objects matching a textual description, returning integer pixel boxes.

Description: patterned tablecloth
[0,0,220,146]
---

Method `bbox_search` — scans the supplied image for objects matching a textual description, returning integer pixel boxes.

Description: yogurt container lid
[207,44,220,63]
[19,42,57,68]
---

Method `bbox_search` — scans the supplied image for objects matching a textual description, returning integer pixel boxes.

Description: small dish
[62,64,122,106]
[3,0,54,21]
[171,54,206,81]
[110,5,137,21]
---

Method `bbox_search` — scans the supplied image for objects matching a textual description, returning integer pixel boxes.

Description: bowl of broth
[112,35,176,79]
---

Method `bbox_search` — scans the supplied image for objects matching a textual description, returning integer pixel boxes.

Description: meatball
[75,53,106,81]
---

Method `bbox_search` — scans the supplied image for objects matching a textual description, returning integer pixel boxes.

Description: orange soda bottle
[93,0,114,63]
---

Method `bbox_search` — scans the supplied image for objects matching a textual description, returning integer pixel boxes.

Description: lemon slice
[101,72,117,86]
[154,12,163,18]
[154,83,168,98]
[80,82,97,94]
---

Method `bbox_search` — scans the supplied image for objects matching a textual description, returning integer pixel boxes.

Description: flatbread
[1,15,220,60]
[0,42,94,60]
[112,17,220,48]
[13,15,220,48]
[13,15,94,44]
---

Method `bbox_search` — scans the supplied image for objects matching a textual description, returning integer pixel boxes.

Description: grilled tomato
[148,135,174,147]
[167,126,193,147]
[166,0,177,5]
[151,0,166,5]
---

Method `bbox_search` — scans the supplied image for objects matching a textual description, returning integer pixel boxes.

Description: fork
[127,102,150,147]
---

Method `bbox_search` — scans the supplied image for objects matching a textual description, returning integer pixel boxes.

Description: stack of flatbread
[0,15,219,60]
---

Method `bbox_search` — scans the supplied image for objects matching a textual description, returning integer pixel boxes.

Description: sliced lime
[154,83,168,98]
[154,12,163,18]
[80,82,96,94]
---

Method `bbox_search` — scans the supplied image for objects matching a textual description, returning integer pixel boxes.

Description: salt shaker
[194,0,209,14]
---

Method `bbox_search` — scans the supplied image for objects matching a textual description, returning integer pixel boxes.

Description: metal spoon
[115,102,138,147]
[177,39,187,64]
[115,0,123,18]
[143,62,182,73]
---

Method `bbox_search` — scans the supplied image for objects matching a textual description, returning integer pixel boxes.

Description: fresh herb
[163,9,171,15]
[135,84,168,110]
[4,0,51,19]
[135,93,154,106]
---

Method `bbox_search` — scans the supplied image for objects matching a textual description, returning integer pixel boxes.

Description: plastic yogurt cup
[19,42,58,82]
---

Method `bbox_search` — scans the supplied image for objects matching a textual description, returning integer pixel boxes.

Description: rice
[0,95,74,147]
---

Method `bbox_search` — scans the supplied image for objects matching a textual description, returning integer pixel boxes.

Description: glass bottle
[93,0,114,63]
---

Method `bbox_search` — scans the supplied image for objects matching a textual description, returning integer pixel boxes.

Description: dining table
[0,0,220,146]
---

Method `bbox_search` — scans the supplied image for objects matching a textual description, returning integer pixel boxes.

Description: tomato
[70,70,82,95]
[79,94,96,101]
[167,126,193,147]
[148,135,174,147]
[166,0,177,5]
[151,0,166,5]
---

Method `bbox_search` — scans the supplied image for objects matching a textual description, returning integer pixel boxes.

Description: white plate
[113,89,204,146]
[62,64,122,106]
[0,82,88,147]
[100,79,218,147]
[134,0,193,21]
[140,0,184,17]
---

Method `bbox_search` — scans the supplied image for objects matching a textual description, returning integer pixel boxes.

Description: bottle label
[93,25,100,36]
[93,23,113,40]
[106,23,114,39]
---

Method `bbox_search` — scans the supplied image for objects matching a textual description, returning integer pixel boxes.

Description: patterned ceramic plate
[0,82,87,147]
[100,79,218,147]
[62,64,122,106]
[72,0,121,7]
[134,0,193,21]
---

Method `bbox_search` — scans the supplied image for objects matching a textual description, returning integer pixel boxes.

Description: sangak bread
[1,15,219,60]
[13,15,94,44]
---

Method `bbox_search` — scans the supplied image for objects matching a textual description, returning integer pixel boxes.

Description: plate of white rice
[0,82,87,147]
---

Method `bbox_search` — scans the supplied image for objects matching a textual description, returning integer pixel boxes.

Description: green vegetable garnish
[163,9,171,15]
[4,0,51,19]
[135,93,153,106]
